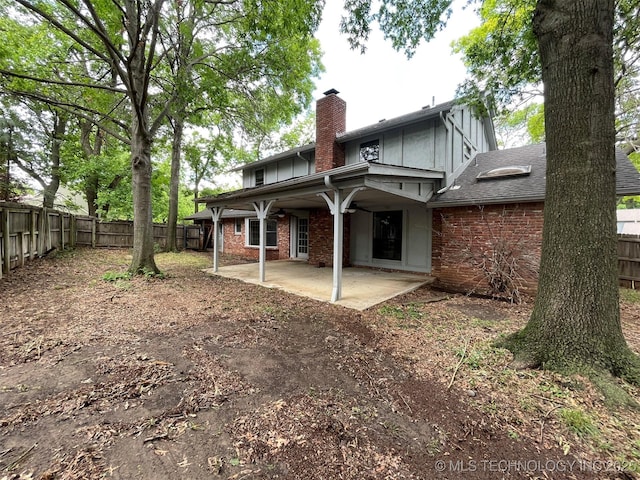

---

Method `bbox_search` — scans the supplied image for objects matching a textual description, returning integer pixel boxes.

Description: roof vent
[476,165,531,181]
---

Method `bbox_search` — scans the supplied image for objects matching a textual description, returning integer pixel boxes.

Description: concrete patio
[204,260,434,310]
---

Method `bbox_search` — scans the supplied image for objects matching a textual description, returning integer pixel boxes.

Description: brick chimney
[315,89,346,172]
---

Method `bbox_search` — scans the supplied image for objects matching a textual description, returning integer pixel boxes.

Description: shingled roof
[429,143,640,207]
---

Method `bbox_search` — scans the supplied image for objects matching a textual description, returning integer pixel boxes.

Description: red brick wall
[315,92,346,173]
[432,203,544,298]
[221,217,291,261]
[308,209,351,267]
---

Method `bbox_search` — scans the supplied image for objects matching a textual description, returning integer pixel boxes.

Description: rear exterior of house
[199,90,640,299]
[205,89,497,275]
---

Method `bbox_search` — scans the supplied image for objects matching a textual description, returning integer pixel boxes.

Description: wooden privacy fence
[619,234,640,289]
[0,202,74,279]
[74,217,201,250]
[0,202,201,278]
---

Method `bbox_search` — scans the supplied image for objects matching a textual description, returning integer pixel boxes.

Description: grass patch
[620,288,640,304]
[558,408,599,438]
[102,271,132,282]
[377,304,424,328]
[156,251,211,269]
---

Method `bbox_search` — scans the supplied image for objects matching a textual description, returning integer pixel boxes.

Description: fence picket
[0,203,201,277]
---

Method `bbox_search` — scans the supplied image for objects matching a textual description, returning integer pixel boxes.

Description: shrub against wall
[433,203,544,302]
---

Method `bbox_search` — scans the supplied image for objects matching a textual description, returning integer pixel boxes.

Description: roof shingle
[429,143,640,207]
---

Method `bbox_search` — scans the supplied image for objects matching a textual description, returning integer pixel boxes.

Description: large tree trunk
[80,120,103,218]
[42,112,66,209]
[130,122,159,274]
[126,0,160,275]
[502,0,639,383]
[166,117,183,252]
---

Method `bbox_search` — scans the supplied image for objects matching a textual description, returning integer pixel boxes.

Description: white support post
[332,188,344,302]
[210,207,224,272]
[319,186,365,302]
[252,200,275,282]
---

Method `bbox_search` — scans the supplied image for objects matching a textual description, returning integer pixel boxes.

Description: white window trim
[245,218,278,248]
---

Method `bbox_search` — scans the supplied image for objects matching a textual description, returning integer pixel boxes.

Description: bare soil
[1,248,639,480]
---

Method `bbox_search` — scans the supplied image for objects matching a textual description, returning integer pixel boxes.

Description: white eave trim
[203,163,444,207]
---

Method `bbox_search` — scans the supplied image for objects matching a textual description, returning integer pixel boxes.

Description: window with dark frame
[247,219,277,247]
[255,168,265,186]
[234,218,242,235]
[359,139,380,162]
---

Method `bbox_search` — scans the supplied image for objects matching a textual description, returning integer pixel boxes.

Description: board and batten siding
[242,153,314,188]
[342,105,491,180]
[349,205,432,273]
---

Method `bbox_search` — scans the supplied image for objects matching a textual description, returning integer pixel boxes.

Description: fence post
[38,207,47,254]
[61,213,65,250]
[91,217,96,248]
[18,232,25,268]
[70,214,76,248]
[2,208,10,275]
[0,207,3,279]
[30,209,37,260]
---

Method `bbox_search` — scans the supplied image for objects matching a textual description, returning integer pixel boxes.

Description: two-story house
[198,89,640,301]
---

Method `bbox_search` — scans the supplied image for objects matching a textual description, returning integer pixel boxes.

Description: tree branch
[0,69,126,94]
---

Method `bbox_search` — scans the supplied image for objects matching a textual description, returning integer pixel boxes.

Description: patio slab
[204,260,434,310]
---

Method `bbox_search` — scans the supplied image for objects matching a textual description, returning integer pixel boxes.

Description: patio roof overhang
[200,162,445,303]
[199,162,445,211]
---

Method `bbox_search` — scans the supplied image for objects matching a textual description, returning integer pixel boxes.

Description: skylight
[476,165,531,181]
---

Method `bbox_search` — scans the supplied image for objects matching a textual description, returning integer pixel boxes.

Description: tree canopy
[0,0,324,272]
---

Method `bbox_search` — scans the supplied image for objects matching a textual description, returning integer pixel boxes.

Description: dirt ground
[1,248,639,480]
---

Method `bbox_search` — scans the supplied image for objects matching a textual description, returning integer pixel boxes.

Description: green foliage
[2,0,325,270]
[95,156,195,223]
[619,152,640,208]
[495,102,545,147]
[558,408,599,438]
[102,271,132,282]
[340,0,453,58]
[452,0,640,139]
[377,304,424,327]
[620,288,640,304]
[452,0,539,111]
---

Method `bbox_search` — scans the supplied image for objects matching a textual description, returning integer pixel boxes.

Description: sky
[312,1,481,131]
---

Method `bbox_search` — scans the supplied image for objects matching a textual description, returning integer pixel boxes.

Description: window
[372,211,402,261]
[359,139,380,162]
[255,168,264,186]
[234,218,242,235]
[247,219,277,247]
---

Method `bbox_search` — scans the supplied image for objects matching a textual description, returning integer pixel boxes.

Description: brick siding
[308,209,351,267]
[315,92,346,173]
[221,217,291,261]
[432,203,544,297]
